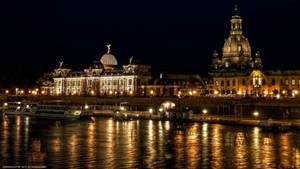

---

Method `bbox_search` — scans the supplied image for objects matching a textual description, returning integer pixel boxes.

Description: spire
[230,0,242,35]
[234,1,239,16]
[106,44,111,54]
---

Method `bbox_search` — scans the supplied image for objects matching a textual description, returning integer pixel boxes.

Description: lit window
[215,80,219,86]
[292,79,295,86]
[225,62,229,68]
[285,79,289,86]
[129,79,133,85]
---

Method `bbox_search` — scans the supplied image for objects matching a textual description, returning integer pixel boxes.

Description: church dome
[223,34,251,58]
[101,53,118,66]
[100,44,118,69]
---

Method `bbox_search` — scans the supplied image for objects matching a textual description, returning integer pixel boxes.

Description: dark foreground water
[1,115,300,169]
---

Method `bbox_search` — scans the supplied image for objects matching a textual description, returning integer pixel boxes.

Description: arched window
[129,79,133,85]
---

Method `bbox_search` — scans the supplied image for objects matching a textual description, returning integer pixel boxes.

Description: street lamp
[253,111,259,117]
[149,108,153,114]
[202,109,208,114]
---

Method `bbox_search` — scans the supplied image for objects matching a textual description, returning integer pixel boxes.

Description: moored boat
[34,100,93,119]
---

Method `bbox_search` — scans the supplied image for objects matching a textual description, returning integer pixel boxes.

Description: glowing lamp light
[238,90,242,95]
[20,90,24,94]
[5,90,9,94]
[202,109,208,114]
[282,90,286,94]
[74,111,81,116]
[189,91,193,96]
[276,94,280,99]
[129,91,133,95]
[4,102,8,106]
[193,90,197,94]
[120,106,125,111]
[149,108,153,114]
[264,90,268,95]
[171,103,175,108]
[214,90,219,95]
[150,90,154,95]
[159,108,163,112]
[90,90,95,95]
[116,111,120,114]
[17,106,21,110]
[84,105,89,109]
[109,90,113,95]
[253,111,259,117]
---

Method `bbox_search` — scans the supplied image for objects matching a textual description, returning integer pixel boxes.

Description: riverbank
[93,110,300,131]
[2,95,300,120]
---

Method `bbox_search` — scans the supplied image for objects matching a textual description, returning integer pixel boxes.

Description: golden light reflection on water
[105,118,115,168]
[175,129,184,168]
[3,117,300,168]
[28,139,46,165]
[201,123,209,167]
[146,120,157,168]
[1,115,9,163]
[234,132,248,168]
[165,121,170,130]
[15,116,21,165]
[186,123,200,168]
[292,148,300,168]
[279,133,291,168]
[262,137,275,169]
[87,122,96,168]
[251,127,261,168]
[68,134,79,168]
[211,124,223,169]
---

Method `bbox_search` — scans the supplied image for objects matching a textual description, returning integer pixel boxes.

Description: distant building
[43,44,152,96]
[208,5,300,97]
[142,73,205,97]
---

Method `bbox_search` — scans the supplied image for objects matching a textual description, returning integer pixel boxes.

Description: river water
[1,115,300,168]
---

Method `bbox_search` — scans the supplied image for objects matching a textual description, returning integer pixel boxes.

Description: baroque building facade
[207,5,300,97]
[46,45,152,96]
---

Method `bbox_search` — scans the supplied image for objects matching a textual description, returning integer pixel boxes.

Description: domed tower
[210,3,262,74]
[222,5,251,62]
[100,44,118,70]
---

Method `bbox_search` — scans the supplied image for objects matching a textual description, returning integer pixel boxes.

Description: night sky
[1,0,300,87]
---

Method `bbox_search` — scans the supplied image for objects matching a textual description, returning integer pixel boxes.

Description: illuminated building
[207,5,300,97]
[45,44,152,96]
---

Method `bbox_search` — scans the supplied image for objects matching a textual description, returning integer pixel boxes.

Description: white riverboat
[34,100,93,119]
[2,101,24,115]
[3,100,93,119]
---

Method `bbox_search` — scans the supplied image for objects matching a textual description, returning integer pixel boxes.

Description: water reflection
[1,116,300,168]
[211,124,223,169]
